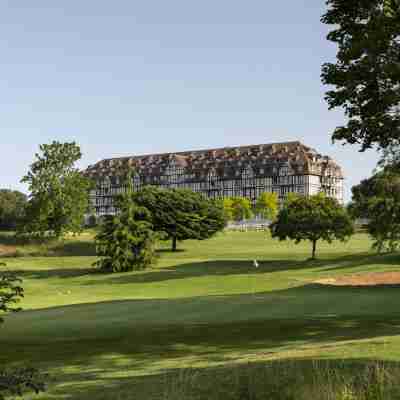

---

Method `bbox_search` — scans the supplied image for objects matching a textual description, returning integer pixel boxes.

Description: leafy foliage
[0,262,45,399]
[321,0,400,150]
[0,190,27,230]
[0,262,23,325]
[255,192,279,220]
[222,197,235,223]
[270,193,354,259]
[133,187,225,251]
[379,140,400,171]
[94,188,158,272]
[0,368,46,400]
[223,197,253,222]
[19,141,92,240]
[351,169,400,252]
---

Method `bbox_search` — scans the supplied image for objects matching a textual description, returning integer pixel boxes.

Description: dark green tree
[0,190,27,230]
[133,187,225,251]
[321,0,400,151]
[0,263,23,324]
[93,178,158,272]
[351,169,400,252]
[379,140,400,171]
[0,262,45,399]
[20,141,92,240]
[270,193,354,259]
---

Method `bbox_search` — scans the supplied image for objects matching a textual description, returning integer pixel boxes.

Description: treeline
[0,190,27,230]
[2,139,400,260]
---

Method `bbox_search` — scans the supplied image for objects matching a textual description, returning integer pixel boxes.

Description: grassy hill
[1,231,400,399]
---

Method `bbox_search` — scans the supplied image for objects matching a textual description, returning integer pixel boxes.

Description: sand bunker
[0,245,17,257]
[315,272,400,286]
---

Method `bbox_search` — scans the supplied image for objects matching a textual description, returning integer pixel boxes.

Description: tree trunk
[311,239,317,260]
[172,236,177,252]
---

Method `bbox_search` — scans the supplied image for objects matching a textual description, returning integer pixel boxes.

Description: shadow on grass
[3,313,400,364]
[157,248,186,253]
[78,252,398,286]
[2,314,400,399]
[51,240,97,257]
[9,251,399,283]
[11,267,95,280]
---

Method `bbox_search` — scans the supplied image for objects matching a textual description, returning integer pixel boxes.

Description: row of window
[92,184,330,208]
[95,169,318,186]
[94,175,314,195]
[93,188,343,214]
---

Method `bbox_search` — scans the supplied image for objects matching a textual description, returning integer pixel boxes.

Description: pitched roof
[85,141,343,180]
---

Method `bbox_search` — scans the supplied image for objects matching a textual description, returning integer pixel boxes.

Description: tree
[0,263,23,324]
[230,197,253,222]
[255,192,279,220]
[0,262,45,398]
[321,0,400,151]
[222,197,235,223]
[0,190,27,231]
[351,169,400,252]
[270,194,354,259]
[20,141,92,240]
[93,178,158,273]
[133,187,225,251]
[379,140,400,171]
[197,196,226,240]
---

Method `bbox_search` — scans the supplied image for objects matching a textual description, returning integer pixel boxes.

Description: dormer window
[242,165,254,178]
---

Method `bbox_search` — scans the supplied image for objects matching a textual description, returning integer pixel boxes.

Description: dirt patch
[0,244,17,257]
[315,271,400,286]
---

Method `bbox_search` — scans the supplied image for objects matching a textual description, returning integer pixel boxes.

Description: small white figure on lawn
[253,259,259,268]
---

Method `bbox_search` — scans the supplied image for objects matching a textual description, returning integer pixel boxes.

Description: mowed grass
[1,231,400,399]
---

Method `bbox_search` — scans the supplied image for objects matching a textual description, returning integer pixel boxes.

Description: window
[279,166,289,176]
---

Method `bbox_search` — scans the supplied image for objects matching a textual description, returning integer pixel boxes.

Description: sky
[0,1,379,202]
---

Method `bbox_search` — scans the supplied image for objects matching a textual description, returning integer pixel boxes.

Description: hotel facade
[85,141,344,216]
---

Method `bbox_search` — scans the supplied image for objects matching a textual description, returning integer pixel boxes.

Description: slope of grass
[1,231,400,399]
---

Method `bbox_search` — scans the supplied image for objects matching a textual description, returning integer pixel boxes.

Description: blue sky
[1,1,379,202]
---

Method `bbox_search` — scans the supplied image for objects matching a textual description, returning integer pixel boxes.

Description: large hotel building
[85,141,344,216]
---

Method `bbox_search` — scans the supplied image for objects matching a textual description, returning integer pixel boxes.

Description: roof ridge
[98,141,305,163]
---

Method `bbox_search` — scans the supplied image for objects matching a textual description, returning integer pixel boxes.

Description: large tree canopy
[20,141,92,239]
[321,0,400,151]
[351,168,400,252]
[0,190,27,230]
[133,187,225,251]
[270,194,354,259]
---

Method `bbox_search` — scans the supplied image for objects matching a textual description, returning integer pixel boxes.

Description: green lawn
[1,231,400,399]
